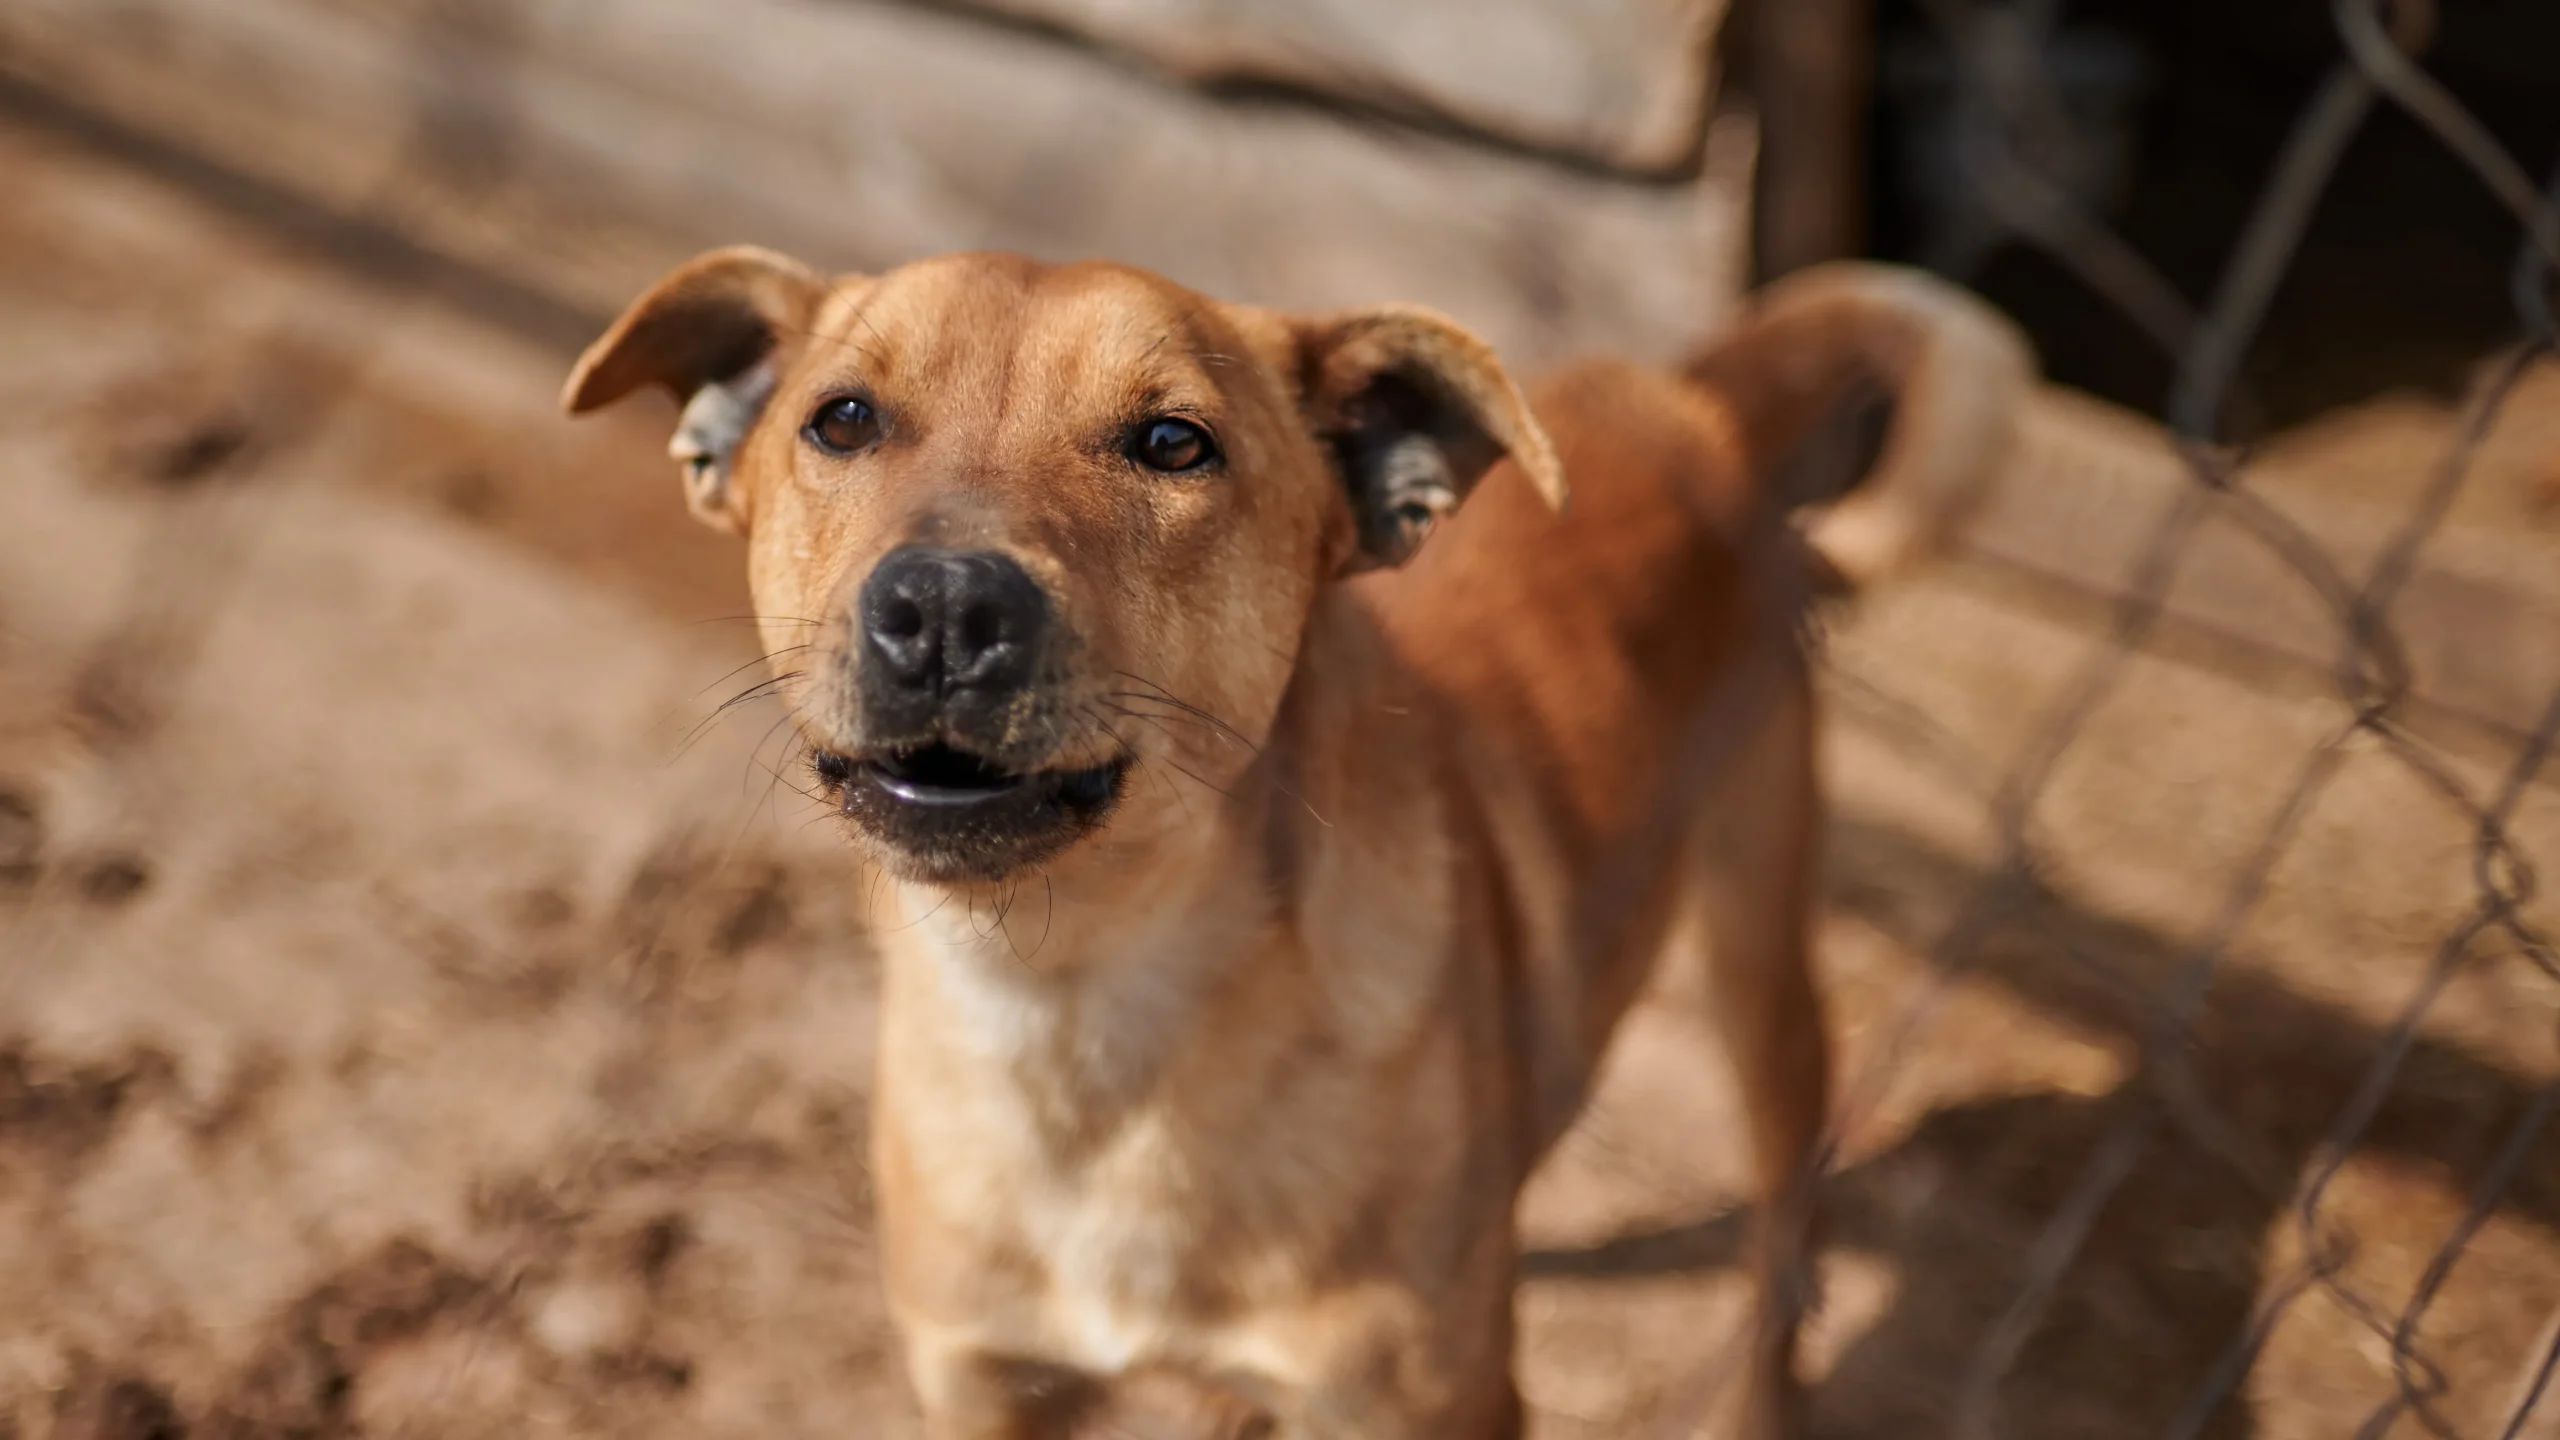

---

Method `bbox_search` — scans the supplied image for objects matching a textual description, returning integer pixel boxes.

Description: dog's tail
[1683,262,2035,592]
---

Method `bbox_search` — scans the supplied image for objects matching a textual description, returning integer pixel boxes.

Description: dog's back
[1334,266,2032,1147]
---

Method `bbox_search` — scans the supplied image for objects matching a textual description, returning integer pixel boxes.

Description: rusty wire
[1802,0,2560,1436]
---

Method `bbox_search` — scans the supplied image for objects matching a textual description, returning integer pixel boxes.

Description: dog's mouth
[855,744,1108,807]
[810,741,1128,881]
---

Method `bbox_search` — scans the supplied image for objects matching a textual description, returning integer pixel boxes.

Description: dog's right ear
[561,246,833,534]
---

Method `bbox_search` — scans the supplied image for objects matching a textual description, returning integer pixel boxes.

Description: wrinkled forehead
[806,255,1278,420]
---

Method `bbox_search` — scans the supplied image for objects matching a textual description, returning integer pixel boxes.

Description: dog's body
[565,252,2031,1438]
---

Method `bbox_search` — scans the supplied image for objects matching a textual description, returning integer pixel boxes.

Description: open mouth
[809,742,1127,880]
[811,743,1119,809]
[865,743,1025,805]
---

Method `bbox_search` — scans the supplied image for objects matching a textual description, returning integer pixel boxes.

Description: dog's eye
[805,396,882,455]
[1129,417,1217,473]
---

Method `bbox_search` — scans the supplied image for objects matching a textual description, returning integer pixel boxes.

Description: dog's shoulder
[1524,357,1758,533]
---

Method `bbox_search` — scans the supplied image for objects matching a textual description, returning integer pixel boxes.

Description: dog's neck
[868,798,1278,1135]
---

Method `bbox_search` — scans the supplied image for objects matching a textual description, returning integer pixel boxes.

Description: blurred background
[1,1,2557,1436]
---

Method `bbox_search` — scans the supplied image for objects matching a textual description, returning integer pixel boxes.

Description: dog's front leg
[917,1345,1298,1440]
[908,1342,1099,1440]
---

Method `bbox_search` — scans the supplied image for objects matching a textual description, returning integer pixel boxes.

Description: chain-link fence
[1687,0,2560,1435]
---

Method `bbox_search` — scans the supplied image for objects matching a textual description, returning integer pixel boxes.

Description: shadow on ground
[1527,816,2560,1439]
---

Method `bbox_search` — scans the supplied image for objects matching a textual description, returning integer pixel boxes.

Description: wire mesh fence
[1730,0,2560,1435]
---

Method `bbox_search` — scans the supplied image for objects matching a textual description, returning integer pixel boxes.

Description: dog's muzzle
[810,545,1125,882]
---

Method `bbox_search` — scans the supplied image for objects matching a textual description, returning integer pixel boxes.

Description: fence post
[1743,0,1875,281]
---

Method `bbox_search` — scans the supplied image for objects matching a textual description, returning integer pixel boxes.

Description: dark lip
[861,744,1032,808]
[808,742,1129,880]
[811,743,1118,810]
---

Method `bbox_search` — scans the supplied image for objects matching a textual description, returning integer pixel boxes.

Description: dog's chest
[886,929,1284,1368]
[1014,1114,1211,1367]
[912,1044,1252,1372]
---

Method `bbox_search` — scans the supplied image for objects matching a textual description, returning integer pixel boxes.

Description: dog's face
[565,249,1558,886]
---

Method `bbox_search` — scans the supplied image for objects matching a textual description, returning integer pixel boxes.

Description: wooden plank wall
[0,0,1751,371]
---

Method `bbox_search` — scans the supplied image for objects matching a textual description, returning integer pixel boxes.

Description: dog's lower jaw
[820,746,1132,886]
[871,808,1263,1040]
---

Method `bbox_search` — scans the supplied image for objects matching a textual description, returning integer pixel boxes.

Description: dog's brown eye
[1130,417,1216,473]
[805,396,881,455]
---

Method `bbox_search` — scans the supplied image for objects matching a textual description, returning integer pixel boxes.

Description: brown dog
[563,249,2031,1438]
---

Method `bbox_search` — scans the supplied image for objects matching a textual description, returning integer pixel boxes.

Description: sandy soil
[4,114,2559,1439]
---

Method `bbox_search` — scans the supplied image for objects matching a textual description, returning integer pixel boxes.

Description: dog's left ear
[1295,306,1564,569]
[561,245,833,534]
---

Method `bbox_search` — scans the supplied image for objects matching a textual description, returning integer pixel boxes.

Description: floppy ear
[561,246,832,534]
[1294,306,1564,570]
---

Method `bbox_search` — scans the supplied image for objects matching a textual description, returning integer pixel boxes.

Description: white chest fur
[873,877,1273,1371]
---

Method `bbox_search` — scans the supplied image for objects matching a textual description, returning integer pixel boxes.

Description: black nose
[858,547,1049,700]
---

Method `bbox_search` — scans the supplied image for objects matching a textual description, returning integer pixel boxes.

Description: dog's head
[565,248,1558,885]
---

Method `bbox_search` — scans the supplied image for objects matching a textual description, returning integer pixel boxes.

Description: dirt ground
[4,114,2559,1440]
